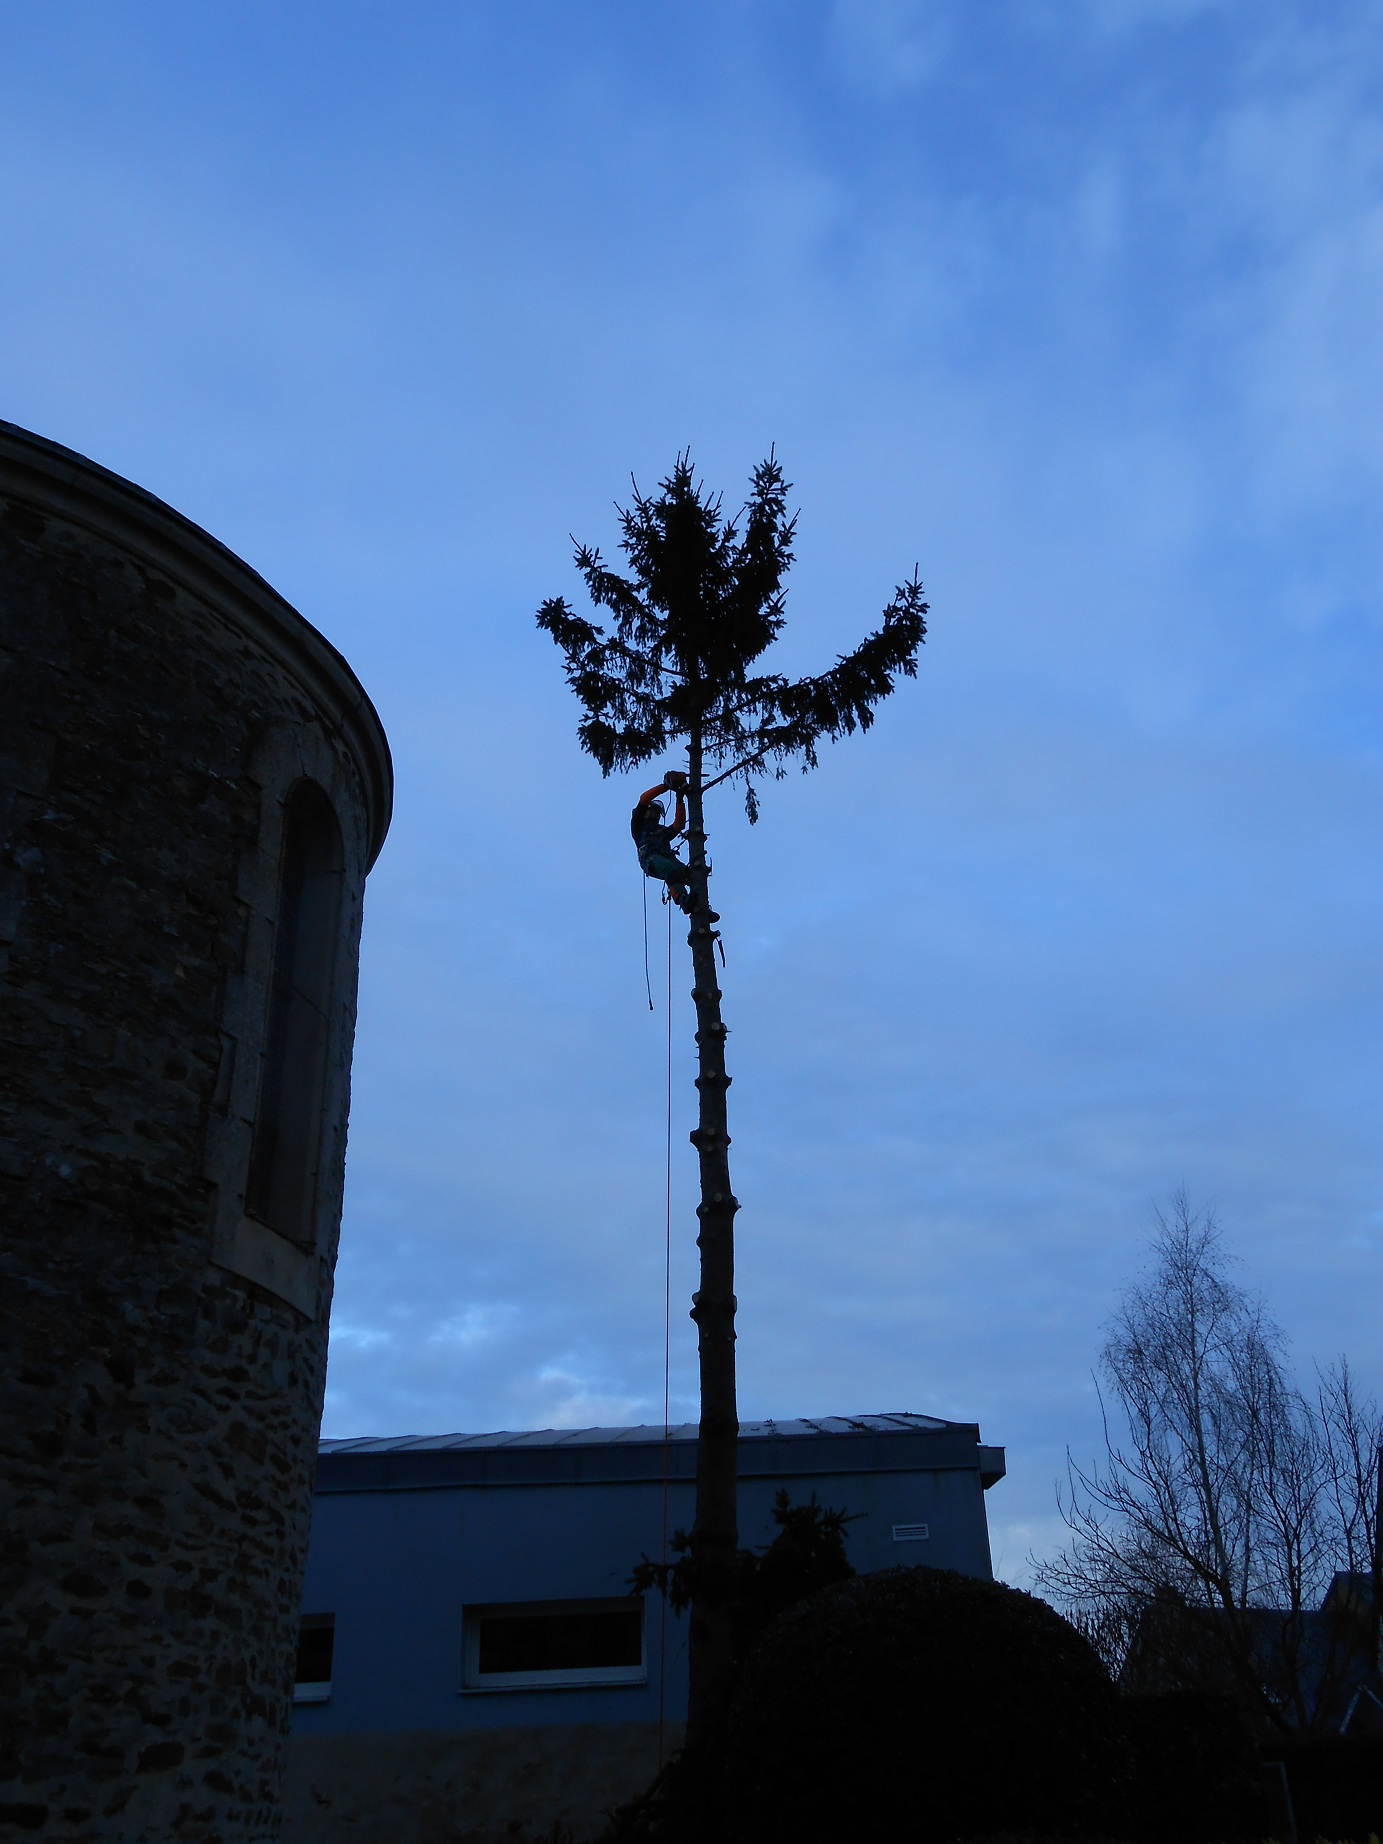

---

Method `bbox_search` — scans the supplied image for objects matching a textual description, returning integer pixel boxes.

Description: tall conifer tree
[538,453,927,1741]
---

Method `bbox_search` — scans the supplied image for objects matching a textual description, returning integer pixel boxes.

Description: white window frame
[293,1610,335,1703]
[461,1596,647,1692]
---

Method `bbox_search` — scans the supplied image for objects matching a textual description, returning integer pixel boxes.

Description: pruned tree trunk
[683,732,739,1745]
[536,451,928,1755]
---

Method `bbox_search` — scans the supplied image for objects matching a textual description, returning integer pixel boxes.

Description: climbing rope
[641,876,655,1012]
[639,872,676,1764]
[658,890,673,1767]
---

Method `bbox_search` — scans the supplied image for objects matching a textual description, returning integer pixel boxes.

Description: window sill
[293,1684,332,1704]
[461,1672,647,1694]
[215,1216,317,1317]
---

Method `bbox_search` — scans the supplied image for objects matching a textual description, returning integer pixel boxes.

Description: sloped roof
[315,1412,1005,1493]
[320,1411,952,1455]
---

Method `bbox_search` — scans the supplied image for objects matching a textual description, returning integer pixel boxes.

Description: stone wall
[281,1724,681,1844]
[0,424,391,1842]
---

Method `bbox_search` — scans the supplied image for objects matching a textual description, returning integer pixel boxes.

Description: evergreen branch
[573,545,649,627]
[538,468,926,798]
[536,594,601,656]
[701,738,779,794]
[577,712,670,775]
[538,594,684,691]
[698,575,928,787]
[772,574,928,742]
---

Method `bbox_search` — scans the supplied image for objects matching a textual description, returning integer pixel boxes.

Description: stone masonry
[0,423,391,1842]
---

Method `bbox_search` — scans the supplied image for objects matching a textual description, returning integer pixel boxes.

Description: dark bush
[1279,1734,1383,1842]
[1120,1693,1266,1843]
[732,1490,856,1652]
[608,1494,857,1844]
[724,1566,1130,1844]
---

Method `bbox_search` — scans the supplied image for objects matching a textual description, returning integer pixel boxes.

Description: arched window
[245,782,345,1246]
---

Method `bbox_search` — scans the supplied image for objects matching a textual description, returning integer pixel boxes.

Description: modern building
[282,1412,1005,1843]
[0,421,391,1842]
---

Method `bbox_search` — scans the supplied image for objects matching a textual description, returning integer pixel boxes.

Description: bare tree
[1037,1192,1383,1734]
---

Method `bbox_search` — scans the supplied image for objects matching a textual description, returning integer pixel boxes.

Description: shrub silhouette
[1120,1693,1265,1842]
[633,1489,856,1657]
[725,1566,1129,1844]
[609,1493,856,1843]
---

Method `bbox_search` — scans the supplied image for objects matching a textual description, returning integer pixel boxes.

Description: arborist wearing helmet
[631,769,694,914]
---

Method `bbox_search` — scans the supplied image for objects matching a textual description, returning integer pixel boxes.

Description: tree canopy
[536,452,927,816]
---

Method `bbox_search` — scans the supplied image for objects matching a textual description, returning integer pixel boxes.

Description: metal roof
[320,1412,952,1456]
[314,1413,1005,1494]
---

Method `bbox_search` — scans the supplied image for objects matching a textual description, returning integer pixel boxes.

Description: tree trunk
[682,731,739,1747]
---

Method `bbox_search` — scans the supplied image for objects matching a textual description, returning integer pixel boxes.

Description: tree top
[537,451,927,817]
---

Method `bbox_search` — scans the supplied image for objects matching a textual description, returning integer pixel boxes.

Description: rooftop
[315,1413,1005,1493]
[320,1411,953,1456]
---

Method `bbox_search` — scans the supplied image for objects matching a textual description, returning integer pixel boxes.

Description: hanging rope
[657,890,673,1767]
[641,875,655,1012]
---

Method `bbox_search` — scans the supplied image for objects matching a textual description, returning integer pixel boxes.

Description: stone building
[0,422,391,1841]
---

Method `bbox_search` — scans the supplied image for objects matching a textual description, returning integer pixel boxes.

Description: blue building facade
[282,1413,1004,1842]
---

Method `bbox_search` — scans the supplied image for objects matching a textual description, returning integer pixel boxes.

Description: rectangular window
[892,1522,930,1542]
[463,1598,645,1691]
[293,1612,335,1703]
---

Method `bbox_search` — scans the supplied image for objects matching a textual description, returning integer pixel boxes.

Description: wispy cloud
[2,1,1380,1579]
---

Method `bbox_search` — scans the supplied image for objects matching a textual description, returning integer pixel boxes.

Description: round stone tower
[0,423,392,1841]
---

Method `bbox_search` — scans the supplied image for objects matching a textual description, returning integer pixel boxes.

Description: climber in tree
[631,768,694,912]
[538,452,926,1749]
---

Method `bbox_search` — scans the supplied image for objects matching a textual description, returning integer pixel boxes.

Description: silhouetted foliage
[723,1566,1130,1844]
[1120,1693,1267,1843]
[602,1495,856,1844]
[537,452,927,817]
[1278,1733,1383,1841]
[604,1567,1297,1842]
[631,1488,857,1655]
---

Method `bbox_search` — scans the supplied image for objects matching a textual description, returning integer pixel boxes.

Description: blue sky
[5,0,1383,1580]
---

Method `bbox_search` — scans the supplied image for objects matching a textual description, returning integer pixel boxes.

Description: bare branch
[1034,1194,1380,1734]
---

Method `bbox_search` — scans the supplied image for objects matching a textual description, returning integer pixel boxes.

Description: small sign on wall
[892,1522,930,1542]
